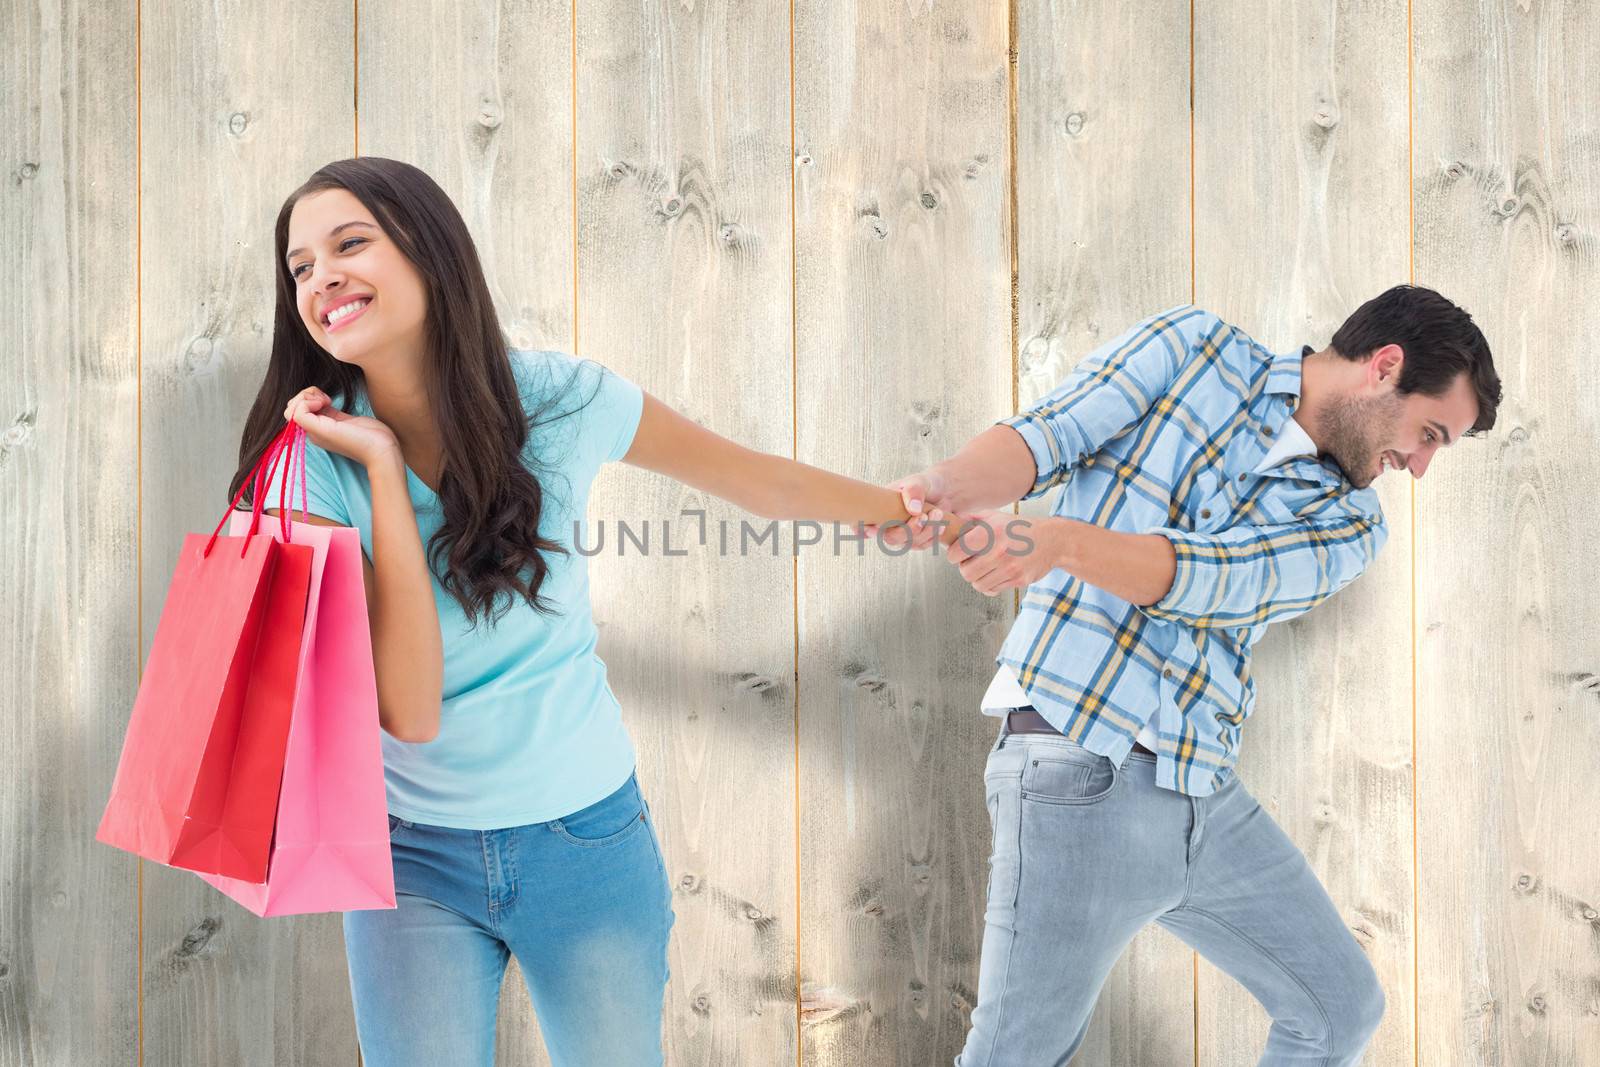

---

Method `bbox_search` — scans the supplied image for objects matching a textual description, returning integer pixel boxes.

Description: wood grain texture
[1414,0,1600,1062]
[792,4,1011,1064]
[355,3,573,1061]
[11,3,1600,1064]
[137,2,357,1063]
[1,0,139,1063]
[1193,2,1416,1063]
[1015,1,1196,1060]
[577,1,800,1063]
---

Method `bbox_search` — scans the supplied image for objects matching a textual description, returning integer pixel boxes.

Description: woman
[233,157,932,1066]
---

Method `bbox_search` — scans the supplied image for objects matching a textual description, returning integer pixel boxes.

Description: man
[879,285,1500,1065]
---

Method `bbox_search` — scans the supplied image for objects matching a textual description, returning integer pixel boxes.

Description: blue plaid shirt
[998,305,1387,795]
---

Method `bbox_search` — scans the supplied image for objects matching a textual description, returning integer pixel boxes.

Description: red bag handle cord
[202,421,307,557]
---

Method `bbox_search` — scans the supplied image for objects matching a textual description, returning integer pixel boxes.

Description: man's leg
[957,730,1191,1067]
[1154,774,1386,1066]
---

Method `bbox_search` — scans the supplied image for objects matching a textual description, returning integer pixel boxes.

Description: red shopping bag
[200,515,396,916]
[97,422,314,882]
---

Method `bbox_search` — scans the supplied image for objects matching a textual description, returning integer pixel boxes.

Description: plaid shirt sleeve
[998,306,1201,501]
[1139,510,1387,629]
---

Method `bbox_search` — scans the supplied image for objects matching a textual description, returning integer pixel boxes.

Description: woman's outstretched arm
[621,392,919,528]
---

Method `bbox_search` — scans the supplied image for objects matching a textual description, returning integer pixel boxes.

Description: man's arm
[1130,512,1387,628]
[944,509,1384,630]
[1002,306,1203,500]
[874,306,1206,546]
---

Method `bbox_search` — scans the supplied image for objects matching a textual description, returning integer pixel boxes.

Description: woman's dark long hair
[230,156,574,627]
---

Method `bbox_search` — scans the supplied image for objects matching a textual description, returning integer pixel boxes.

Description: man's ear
[1368,343,1404,390]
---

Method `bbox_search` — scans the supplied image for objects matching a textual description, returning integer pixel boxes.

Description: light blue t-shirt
[264,349,645,829]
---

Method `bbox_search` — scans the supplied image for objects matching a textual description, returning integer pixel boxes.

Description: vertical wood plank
[1015,0,1197,1062]
[355,3,573,1061]
[578,2,800,1063]
[1192,2,1415,1063]
[1414,0,1600,1062]
[138,3,357,1063]
[1,0,139,1063]
[793,5,1011,1064]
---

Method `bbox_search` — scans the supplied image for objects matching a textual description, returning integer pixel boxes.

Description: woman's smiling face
[284,187,428,367]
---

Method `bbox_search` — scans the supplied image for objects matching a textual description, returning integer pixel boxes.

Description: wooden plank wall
[1192,2,1417,1064]
[4,2,1596,1065]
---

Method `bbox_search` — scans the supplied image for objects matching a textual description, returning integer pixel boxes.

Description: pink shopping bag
[199,507,396,916]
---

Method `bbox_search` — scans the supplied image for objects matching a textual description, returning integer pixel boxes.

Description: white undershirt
[980,412,1318,753]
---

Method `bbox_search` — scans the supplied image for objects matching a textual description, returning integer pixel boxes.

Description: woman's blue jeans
[343,772,674,1066]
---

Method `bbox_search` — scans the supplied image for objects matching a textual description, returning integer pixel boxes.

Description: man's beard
[1314,391,1404,489]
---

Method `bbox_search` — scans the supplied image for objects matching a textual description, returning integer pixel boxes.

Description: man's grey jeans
[956,723,1385,1066]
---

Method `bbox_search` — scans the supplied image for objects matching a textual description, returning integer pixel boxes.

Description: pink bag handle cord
[203,421,309,558]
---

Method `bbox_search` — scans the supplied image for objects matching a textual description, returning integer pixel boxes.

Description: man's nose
[1411,451,1433,479]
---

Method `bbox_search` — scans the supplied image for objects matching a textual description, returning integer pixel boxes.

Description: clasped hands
[861,471,1068,597]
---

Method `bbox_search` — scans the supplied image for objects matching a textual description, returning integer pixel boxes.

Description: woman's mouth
[324,297,371,333]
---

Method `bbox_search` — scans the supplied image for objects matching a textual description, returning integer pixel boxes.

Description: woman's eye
[289,237,366,280]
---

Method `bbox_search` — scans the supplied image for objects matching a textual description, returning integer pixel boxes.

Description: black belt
[1004,708,1158,757]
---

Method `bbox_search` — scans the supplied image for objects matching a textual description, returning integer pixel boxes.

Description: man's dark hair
[1330,284,1501,435]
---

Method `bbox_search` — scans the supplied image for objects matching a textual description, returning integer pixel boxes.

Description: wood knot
[1444,161,1468,179]
[691,993,712,1016]
[184,336,220,376]
[175,916,222,960]
[1064,111,1086,136]
[1528,995,1547,1016]
[736,672,777,695]
[920,191,938,210]
[799,985,856,1026]
[227,112,249,136]
[1514,872,1538,894]
[17,161,39,181]
[854,672,888,693]
[477,102,503,129]
[2,408,37,454]
[677,873,701,893]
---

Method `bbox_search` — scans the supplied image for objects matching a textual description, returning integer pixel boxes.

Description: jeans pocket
[983,776,1022,920]
[552,774,649,847]
[386,813,414,838]
[1021,750,1118,805]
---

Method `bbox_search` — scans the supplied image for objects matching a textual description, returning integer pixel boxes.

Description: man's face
[1315,346,1480,490]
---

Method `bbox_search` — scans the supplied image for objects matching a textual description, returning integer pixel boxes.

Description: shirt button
[1263,426,1275,437]
[1238,473,1247,482]
[1200,508,1212,519]
[1162,667,1174,679]
[1084,456,1094,466]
